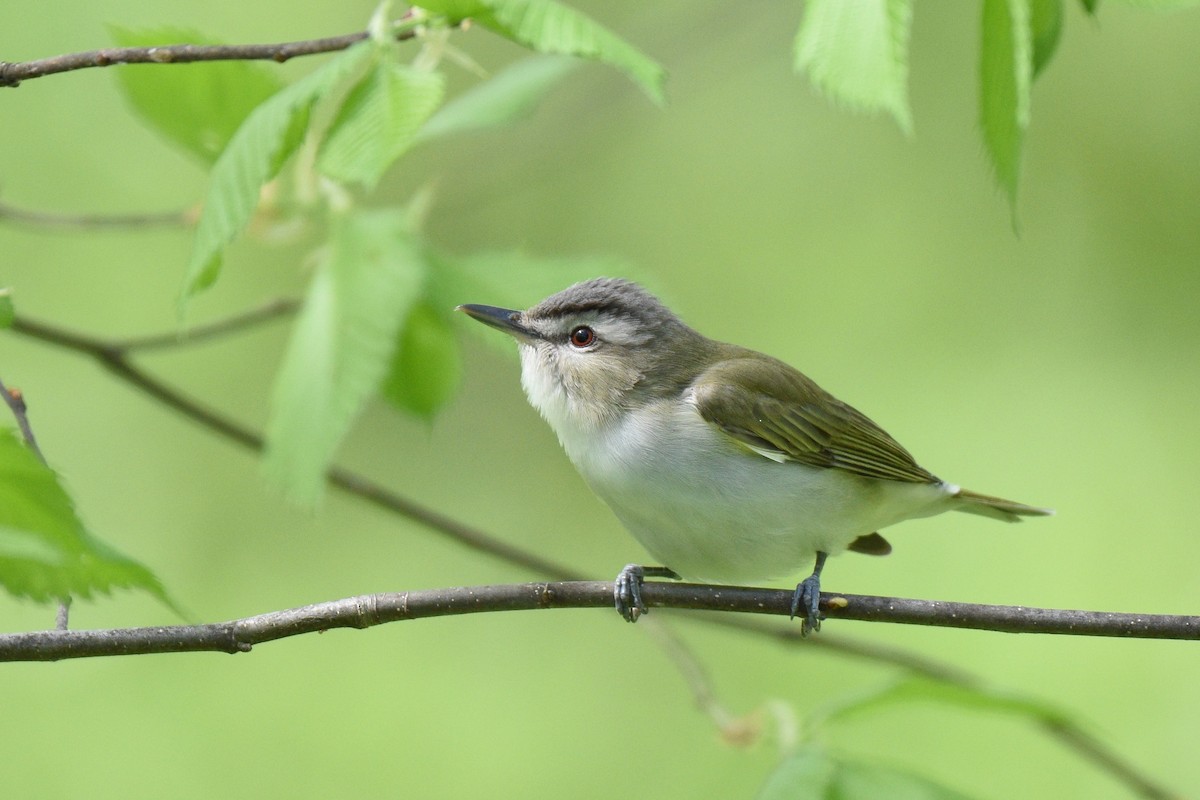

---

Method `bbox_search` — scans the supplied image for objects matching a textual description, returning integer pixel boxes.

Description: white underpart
[520,342,954,584]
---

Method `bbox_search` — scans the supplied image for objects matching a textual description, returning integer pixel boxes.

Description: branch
[0,199,194,229]
[0,26,417,88]
[8,314,584,581]
[0,378,46,463]
[2,581,1197,662]
[116,297,300,351]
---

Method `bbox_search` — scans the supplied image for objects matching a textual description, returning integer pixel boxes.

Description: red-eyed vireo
[459,278,1052,633]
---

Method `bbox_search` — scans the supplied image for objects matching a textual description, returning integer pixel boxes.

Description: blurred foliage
[1,1,1199,798]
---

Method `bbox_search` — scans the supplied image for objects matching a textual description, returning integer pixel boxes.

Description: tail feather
[953,487,1054,522]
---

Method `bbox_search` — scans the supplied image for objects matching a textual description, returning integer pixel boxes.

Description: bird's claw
[790,574,823,636]
[614,564,646,623]
[613,564,681,623]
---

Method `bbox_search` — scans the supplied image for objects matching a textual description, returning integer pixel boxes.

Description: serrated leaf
[0,428,170,605]
[794,0,915,134]
[318,62,446,188]
[263,209,425,503]
[382,302,462,419]
[108,26,285,165]
[421,0,665,105]
[980,0,1032,216]
[0,288,13,329]
[1030,0,1063,78]
[758,747,974,800]
[414,56,577,145]
[183,41,374,299]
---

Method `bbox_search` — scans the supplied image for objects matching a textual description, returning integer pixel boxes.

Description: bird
[458,278,1052,633]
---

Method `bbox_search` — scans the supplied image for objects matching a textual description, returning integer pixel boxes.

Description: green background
[3,2,1199,797]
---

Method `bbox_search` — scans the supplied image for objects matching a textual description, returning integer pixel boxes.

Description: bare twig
[1,581,1196,664]
[116,297,300,352]
[0,377,46,463]
[55,598,71,632]
[0,27,417,88]
[0,200,194,229]
[637,616,748,740]
[8,314,583,581]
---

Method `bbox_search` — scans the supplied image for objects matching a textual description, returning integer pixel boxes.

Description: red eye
[569,326,596,348]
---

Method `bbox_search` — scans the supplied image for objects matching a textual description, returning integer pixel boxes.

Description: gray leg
[614,564,681,623]
[790,551,828,636]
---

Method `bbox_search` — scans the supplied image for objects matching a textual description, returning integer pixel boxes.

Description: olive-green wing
[691,355,939,485]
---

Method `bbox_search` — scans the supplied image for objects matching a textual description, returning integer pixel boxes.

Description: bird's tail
[952,487,1054,522]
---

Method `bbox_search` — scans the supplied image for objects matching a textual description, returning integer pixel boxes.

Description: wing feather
[692,355,938,485]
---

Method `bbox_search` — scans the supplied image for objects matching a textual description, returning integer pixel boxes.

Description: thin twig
[115,298,300,352]
[0,377,46,463]
[1,581,1197,664]
[8,315,583,580]
[0,27,417,88]
[0,200,194,229]
[637,616,747,740]
[55,598,71,632]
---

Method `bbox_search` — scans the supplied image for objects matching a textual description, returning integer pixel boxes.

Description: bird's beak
[456,304,538,340]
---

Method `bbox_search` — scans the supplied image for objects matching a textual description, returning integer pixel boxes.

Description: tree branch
[0,378,46,463]
[0,26,417,88]
[8,314,584,581]
[116,297,300,351]
[0,199,194,229]
[2,580,1197,663]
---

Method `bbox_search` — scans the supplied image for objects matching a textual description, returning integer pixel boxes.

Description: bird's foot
[789,575,823,636]
[790,551,829,636]
[614,564,681,623]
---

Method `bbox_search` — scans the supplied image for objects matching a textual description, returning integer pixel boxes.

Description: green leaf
[0,288,13,329]
[756,748,835,799]
[382,302,462,419]
[108,26,286,165]
[263,209,425,503]
[182,41,374,298]
[421,0,665,105]
[318,61,446,188]
[1030,0,1063,78]
[980,0,1032,215]
[758,747,974,800]
[1079,0,1099,12]
[414,56,578,145]
[0,429,170,605]
[794,0,915,134]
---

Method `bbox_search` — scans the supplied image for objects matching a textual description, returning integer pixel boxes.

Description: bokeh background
[3,2,1199,797]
